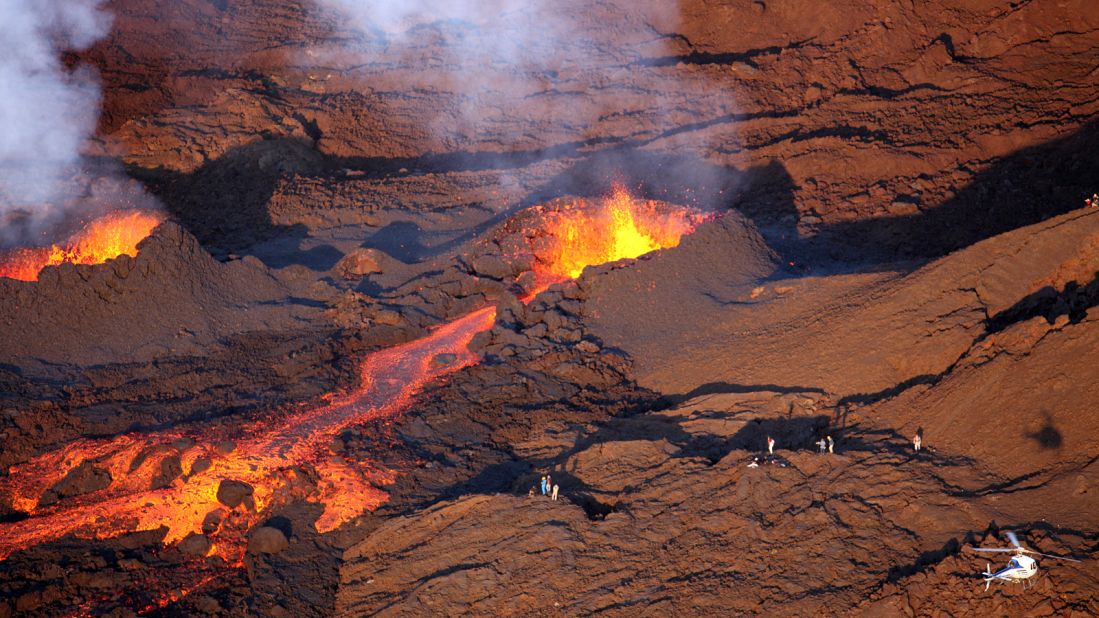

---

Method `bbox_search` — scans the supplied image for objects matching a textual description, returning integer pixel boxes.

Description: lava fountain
[0,185,703,611]
[0,209,164,281]
[532,184,705,281]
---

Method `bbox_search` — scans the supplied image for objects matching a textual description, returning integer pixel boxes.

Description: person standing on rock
[913,434,922,451]
[540,475,548,496]
[546,474,552,496]
[551,484,559,501]
[767,436,775,455]
[817,438,827,453]
[827,435,834,454]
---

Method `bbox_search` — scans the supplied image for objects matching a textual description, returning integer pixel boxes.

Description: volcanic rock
[189,457,212,476]
[38,462,112,506]
[189,595,222,615]
[248,527,289,555]
[339,381,1098,615]
[177,533,212,557]
[216,480,254,509]
[468,254,516,281]
[334,248,387,279]
[0,222,326,366]
[202,509,226,535]
[151,454,183,489]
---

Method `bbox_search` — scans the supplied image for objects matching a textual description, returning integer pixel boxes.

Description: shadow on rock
[129,137,323,262]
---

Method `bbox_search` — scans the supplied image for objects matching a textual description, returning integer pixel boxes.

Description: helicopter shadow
[1024,413,1063,451]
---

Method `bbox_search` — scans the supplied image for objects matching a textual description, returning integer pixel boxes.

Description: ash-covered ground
[2,1,1099,616]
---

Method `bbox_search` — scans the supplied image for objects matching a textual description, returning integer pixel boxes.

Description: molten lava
[0,186,703,612]
[0,307,497,564]
[0,209,163,281]
[534,184,704,280]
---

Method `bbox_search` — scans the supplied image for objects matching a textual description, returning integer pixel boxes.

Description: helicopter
[966,531,1080,591]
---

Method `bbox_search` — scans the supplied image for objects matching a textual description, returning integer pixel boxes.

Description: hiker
[546,474,552,496]
[767,436,775,455]
[913,434,922,451]
[540,475,548,495]
[529,487,535,498]
[816,438,826,453]
[827,435,834,454]
[551,484,559,501]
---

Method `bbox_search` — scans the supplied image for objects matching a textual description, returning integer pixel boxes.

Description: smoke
[0,0,118,247]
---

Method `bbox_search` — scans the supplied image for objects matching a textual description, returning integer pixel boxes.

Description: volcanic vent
[0,210,163,281]
[0,185,703,613]
[488,185,710,292]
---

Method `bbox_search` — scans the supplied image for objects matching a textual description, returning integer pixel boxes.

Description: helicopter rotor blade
[968,547,1017,553]
[1023,550,1082,562]
[1006,531,1022,549]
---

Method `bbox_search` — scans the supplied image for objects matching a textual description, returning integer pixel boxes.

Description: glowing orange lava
[0,306,497,564]
[534,184,705,280]
[0,186,703,612]
[0,209,164,281]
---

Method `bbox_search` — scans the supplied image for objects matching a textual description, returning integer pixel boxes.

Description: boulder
[38,462,112,506]
[336,248,386,279]
[248,526,289,554]
[189,457,212,476]
[202,509,226,534]
[470,254,515,280]
[216,479,254,508]
[177,533,212,557]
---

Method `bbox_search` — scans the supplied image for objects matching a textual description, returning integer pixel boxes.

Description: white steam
[0,0,112,246]
[313,0,694,153]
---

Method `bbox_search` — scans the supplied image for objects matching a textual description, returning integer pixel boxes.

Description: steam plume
[0,0,112,247]
[310,1,738,211]
[313,1,707,153]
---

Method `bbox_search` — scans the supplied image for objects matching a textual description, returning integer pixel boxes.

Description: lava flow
[0,186,701,610]
[0,307,497,563]
[0,209,164,281]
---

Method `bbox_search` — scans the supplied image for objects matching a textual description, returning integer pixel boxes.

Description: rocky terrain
[339,210,1099,616]
[1,0,1098,616]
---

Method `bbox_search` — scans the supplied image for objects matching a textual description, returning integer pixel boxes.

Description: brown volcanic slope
[336,212,1099,617]
[83,0,1099,257]
[586,209,1099,398]
[1,0,1098,617]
